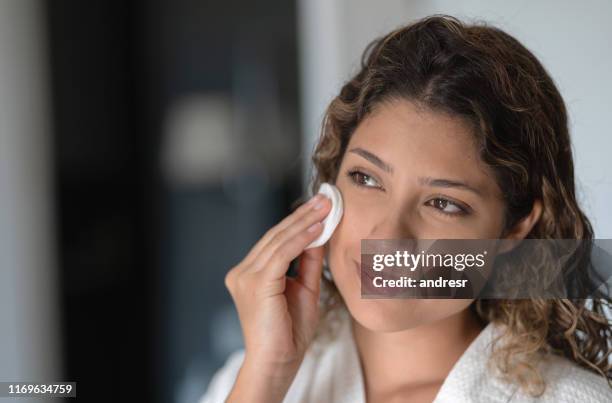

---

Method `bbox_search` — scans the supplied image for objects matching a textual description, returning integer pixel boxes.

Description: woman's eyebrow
[418,176,483,197]
[349,147,394,173]
[348,147,482,196]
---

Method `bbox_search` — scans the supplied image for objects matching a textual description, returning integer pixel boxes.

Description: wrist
[226,354,301,403]
[244,351,303,376]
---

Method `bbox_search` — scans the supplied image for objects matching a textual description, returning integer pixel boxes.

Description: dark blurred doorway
[47,1,301,402]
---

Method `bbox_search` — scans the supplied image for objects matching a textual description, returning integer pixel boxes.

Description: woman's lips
[354,260,369,293]
[355,259,376,283]
[355,259,404,279]
[355,258,412,297]
[354,260,363,280]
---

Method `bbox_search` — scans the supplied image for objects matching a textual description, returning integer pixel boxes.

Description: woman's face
[327,98,507,332]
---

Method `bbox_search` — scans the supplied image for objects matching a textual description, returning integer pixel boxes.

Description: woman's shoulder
[512,353,612,402]
[542,353,611,401]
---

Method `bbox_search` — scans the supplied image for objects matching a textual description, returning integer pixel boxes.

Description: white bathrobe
[199,307,611,402]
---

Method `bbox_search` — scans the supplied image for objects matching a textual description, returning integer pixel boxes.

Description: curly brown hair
[303,14,612,396]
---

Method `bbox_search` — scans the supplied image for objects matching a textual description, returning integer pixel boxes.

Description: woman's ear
[498,199,543,254]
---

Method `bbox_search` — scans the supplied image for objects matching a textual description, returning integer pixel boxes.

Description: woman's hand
[224,193,332,403]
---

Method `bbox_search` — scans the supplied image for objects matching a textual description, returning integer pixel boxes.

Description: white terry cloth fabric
[199,305,612,402]
[305,182,343,249]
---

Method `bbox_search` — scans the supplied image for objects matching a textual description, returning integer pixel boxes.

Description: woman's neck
[351,307,485,400]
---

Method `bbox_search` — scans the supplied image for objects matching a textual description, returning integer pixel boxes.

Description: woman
[201,15,612,402]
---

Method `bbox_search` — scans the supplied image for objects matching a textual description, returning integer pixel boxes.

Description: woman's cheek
[327,194,363,276]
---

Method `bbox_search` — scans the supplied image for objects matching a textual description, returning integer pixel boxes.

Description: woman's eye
[427,198,467,216]
[347,170,381,189]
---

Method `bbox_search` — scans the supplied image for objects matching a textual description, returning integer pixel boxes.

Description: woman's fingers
[294,246,326,295]
[256,225,325,281]
[240,194,325,269]
[252,197,331,276]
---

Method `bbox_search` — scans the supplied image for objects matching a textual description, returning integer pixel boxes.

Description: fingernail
[313,195,328,210]
[308,193,323,206]
[307,222,321,232]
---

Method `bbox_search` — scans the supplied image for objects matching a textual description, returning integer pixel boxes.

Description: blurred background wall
[0,3,60,403]
[0,1,610,403]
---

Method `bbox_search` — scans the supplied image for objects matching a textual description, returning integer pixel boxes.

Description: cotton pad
[305,182,344,249]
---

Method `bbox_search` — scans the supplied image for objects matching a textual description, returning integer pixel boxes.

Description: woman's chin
[344,297,424,333]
